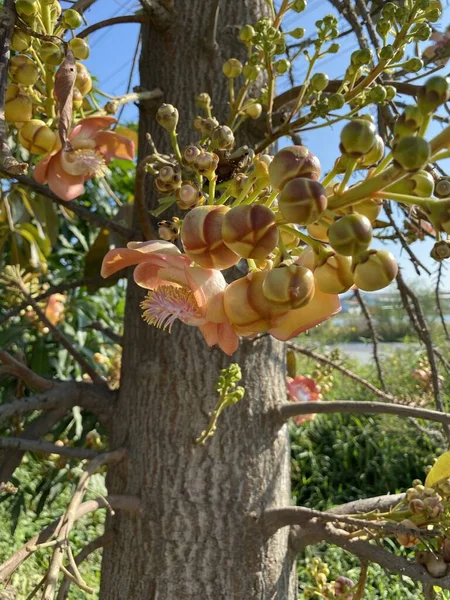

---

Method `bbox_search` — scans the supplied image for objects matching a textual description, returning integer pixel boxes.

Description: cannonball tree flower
[101,240,239,355]
[286,375,321,425]
[34,116,134,201]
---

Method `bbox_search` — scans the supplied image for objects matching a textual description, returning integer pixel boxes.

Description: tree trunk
[99,1,297,598]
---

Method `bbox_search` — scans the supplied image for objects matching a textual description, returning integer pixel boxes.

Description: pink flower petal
[34,153,53,184]
[71,116,117,141]
[45,153,85,201]
[127,240,182,255]
[94,131,135,162]
[217,320,239,355]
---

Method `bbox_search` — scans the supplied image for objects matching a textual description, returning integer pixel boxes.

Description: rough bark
[99,2,297,598]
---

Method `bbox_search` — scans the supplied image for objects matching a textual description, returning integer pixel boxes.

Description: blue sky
[68,0,450,288]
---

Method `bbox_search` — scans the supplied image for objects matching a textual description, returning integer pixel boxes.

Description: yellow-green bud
[353,198,383,222]
[73,88,83,111]
[15,0,38,17]
[278,178,328,225]
[243,64,261,81]
[239,25,255,42]
[222,58,243,78]
[367,85,387,104]
[195,92,212,110]
[403,58,423,73]
[418,75,450,114]
[340,118,377,158]
[379,44,395,60]
[18,119,60,154]
[211,125,235,151]
[376,18,391,37]
[310,72,329,92]
[359,135,384,167]
[387,170,434,197]
[262,264,315,310]
[62,8,82,29]
[69,38,90,60]
[194,151,219,178]
[394,106,424,138]
[314,252,353,294]
[274,59,290,75]
[328,93,345,111]
[40,41,64,66]
[244,102,262,119]
[352,249,398,291]
[392,136,430,171]
[290,27,305,39]
[9,54,39,86]
[11,30,31,52]
[5,83,32,122]
[75,62,92,95]
[385,85,396,102]
[156,103,179,133]
[328,214,372,256]
[292,0,307,11]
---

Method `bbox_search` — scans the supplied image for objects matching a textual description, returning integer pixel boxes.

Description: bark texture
[99,1,297,598]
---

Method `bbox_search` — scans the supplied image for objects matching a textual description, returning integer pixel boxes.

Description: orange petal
[94,131,135,162]
[217,321,239,355]
[71,116,117,141]
[45,152,85,201]
[127,240,182,255]
[34,153,53,184]
[268,289,341,341]
[199,322,219,347]
[101,247,158,278]
[185,266,227,322]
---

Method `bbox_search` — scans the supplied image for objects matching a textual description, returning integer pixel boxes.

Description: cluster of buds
[405,480,444,521]
[303,557,354,599]
[21,292,66,333]
[93,347,122,389]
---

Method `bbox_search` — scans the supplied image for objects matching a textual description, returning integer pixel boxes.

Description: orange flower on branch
[286,375,321,425]
[101,240,239,355]
[34,116,134,201]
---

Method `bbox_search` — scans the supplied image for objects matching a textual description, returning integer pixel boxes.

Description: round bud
[244,102,262,119]
[75,62,92,95]
[176,181,204,210]
[392,136,430,171]
[262,265,315,310]
[418,552,448,578]
[376,18,391,37]
[198,116,219,137]
[181,205,239,269]
[158,219,180,242]
[396,519,419,548]
[394,106,424,138]
[222,58,243,78]
[40,41,64,66]
[314,253,353,294]
[353,198,383,222]
[430,240,450,261]
[412,23,432,41]
[359,135,384,167]
[156,103,179,133]
[195,92,212,110]
[352,249,398,291]
[243,64,261,81]
[387,170,434,197]
[15,0,38,17]
[328,93,345,111]
[409,498,425,514]
[424,199,450,234]
[340,119,377,158]
[290,27,305,39]
[403,58,423,73]
[211,125,235,150]
[435,177,450,198]
[5,83,32,122]
[62,8,83,29]
[69,38,90,60]
[379,44,395,60]
[269,146,321,190]
[239,24,255,42]
[334,576,354,599]
[9,54,39,86]
[425,7,441,21]
[310,72,329,92]
[328,42,339,54]
[274,59,290,75]
[72,88,83,111]
[18,119,60,154]
[367,85,387,104]
[328,214,372,257]
[385,85,396,102]
[194,151,219,178]
[11,30,31,52]
[222,204,278,259]
[278,178,328,225]
[182,145,201,167]
[418,75,450,114]
[292,0,306,11]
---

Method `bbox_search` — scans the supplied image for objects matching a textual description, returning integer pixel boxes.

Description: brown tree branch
[0,349,52,391]
[85,321,123,345]
[78,15,149,39]
[331,493,405,516]
[139,0,173,31]
[278,400,450,427]
[0,166,132,238]
[70,0,98,13]
[0,0,27,174]
[0,494,140,583]
[0,436,99,459]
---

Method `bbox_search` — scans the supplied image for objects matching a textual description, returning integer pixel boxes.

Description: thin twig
[78,14,149,38]
[85,321,123,345]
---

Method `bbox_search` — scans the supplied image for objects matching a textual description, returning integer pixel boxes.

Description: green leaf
[425,451,450,488]
[150,196,176,217]
[84,228,119,292]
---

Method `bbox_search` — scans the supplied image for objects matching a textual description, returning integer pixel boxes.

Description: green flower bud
[195,92,212,110]
[156,103,179,133]
[274,42,286,55]
[292,0,307,12]
[239,24,255,43]
[15,0,38,17]
[424,199,450,233]
[425,7,442,22]
[379,45,395,60]
[382,1,397,18]
[367,85,387,104]
[243,63,261,81]
[376,19,391,37]
[394,105,424,138]
[328,93,345,110]
[387,170,434,197]
[262,264,315,310]
[69,38,90,60]
[278,178,328,225]
[418,76,450,114]
[274,59,290,75]
[328,42,340,54]
[73,88,83,110]
[411,23,432,42]
[9,54,39,86]
[11,30,31,52]
[199,116,219,137]
[340,119,377,158]
[385,85,396,102]
[403,58,423,73]
[5,83,32,122]
[328,214,372,256]
[352,198,383,222]
[290,27,305,39]
[40,41,64,66]
[244,102,262,119]
[392,136,430,171]
[223,58,243,78]
[394,6,408,23]
[359,135,385,167]
[62,8,82,29]
[211,125,235,151]
[435,177,450,198]
[310,72,329,92]
[269,145,321,190]
[430,240,450,261]
[351,48,373,66]
[352,249,398,291]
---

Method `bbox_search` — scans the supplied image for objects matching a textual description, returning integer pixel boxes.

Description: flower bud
[435,177,450,198]
[222,205,278,259]
[156,103,179,133]
[69,37,90,60]
[310,72,329,92]
[211,125,235,151]
[431,240,450,261]
[352,249,398,291]
[9,54,39,86]
[292,0,306,11]
[387,170,434,197]
[182,145,201,167]
[176,181,204,210]
[62,8,82,29]
[314,252,353,294]
[244,102,262,119]
[396,519,419,547]
[194,151,219,179]
[417,552,448,578]
[181,205,239,269]
[423,496,444,518]
[243,63,261,81]
[158,218,180,242]
[5,83,32,123]
[274,59,290,75]
[340,119,377,158]
[269,146,321,191]
[307,221,329,241]
[352,198,383,222]
[40,41,64,66]
[392,136,430,171]
[403,57,423,73]
[328,214,372,256]
[239,24,255,42]
[409,498,425,514]
[262,265,315,310]
[222,58,243,78]
[359,135,384,167]
[72,88,83,111]
[195,92,212,111]
[418,75,450,114]
[15,0,38,17]
[200,117,220,138]
[290,27,305,39]
[334,576,354,599]
[379,44,395,60]
[75,62,92,95]
[18,119,60,154]
[278,178,327,225]
[11,30,31,52]
[424,199,450,233]
[376,18,391,37]
[328,93,345,111]
[154,164,182,193]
